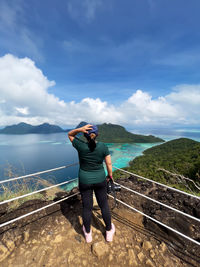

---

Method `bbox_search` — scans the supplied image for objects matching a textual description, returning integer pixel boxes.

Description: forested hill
[124,138,200,190]
[0,122,66,134]
[96,123,164,143]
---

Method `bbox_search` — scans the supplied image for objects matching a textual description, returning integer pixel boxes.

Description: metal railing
[0,163,199,247]
[0,163,79,228]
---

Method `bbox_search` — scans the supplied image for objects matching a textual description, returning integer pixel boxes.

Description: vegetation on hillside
[79,122,164,143]
[97,123,164,143]
[114,138,200,194]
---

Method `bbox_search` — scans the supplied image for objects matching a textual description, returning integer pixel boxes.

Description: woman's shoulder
[97,141,105,145]
[73,137,87,148]
[97,141,108,148]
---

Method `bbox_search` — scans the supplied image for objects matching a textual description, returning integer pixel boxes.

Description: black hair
[86,134,96,152]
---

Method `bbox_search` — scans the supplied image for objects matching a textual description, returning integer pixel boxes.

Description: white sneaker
[106,223,115,242]
[82,225,92,243]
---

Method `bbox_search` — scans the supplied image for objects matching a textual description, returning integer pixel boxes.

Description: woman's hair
[86,133,96,152]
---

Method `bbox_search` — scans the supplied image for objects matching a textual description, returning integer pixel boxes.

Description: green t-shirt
[72,137,110,184]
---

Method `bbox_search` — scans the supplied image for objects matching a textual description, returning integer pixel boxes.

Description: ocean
[0,128,199,191]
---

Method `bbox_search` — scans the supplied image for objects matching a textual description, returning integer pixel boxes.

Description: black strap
[108,179,117,210]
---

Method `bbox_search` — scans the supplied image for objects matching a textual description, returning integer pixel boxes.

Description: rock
[118,251,126,259]
[146,259,154,267]
[108,254,113,261]
[129,259,138,266]
[142,241,152,250]
[54,235,62,243]
[119,238,124,244]
[135,245,140,251]
[128,249,136,265]
[150,249,155,259]
[4,240,15,251]
[82,259,87,266]
[23,231,29,242]
[15,235,22,247]
[92,241,109,258]
[0,242,9,262]
[136,236,142,243]
[160,242,167,253]
[128,249,136,259]
[137,251,145,262]
[68,253,74,263]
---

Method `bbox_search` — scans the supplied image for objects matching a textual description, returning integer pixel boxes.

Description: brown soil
[0,179,199,267]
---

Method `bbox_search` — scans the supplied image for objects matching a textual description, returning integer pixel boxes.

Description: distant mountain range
[0,122,68,134]
[0,121,164,143]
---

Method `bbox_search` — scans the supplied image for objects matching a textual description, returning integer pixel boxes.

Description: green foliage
[0,164,59,210]
[122,138,200,193]
[80,123,164,143]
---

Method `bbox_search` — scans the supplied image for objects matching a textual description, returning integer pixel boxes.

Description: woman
[68,123,115,243]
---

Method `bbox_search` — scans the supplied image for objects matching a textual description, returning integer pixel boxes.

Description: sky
[0,0,200,128]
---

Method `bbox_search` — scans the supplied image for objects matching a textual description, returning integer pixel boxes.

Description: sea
[0,128,200,191]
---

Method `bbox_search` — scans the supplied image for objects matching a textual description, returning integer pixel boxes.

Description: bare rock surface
[0,183,199,267]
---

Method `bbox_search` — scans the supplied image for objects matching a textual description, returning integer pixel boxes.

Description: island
[0,121,164,143]
[0,122,67,134]
[77,122,164,143]
[120,138,200,192]
[96,123,164,143]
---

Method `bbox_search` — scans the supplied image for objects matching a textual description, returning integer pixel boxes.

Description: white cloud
[0,54,121,126]
[126,90,178,119]
[0,54,200,127]
[15,107,29,115]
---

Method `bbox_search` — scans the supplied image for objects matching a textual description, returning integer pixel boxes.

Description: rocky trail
[0,176,199,267]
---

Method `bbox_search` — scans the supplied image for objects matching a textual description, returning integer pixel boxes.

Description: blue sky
[0,0,200,127]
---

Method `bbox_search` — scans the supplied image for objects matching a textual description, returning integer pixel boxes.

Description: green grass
[0,164,63,211]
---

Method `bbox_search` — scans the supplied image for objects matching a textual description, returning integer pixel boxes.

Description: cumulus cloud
[0,54,200,127]
[123,90,179,123]
[0,54,121,126]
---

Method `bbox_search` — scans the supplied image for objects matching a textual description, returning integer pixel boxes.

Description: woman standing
[68,124,115,243]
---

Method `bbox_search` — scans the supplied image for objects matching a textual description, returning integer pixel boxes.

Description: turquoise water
[107,142,162,169]
[0,128,199,191]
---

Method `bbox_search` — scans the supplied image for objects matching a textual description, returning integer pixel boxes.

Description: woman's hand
[68,124,93,142]
[80,124,93,133]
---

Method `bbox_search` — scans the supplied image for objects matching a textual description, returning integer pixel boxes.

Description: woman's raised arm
[68,124,93,142]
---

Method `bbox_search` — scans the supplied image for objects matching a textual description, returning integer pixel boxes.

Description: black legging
[79,180,111,233]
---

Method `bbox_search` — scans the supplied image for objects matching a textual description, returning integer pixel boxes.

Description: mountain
[121,138,200,191]
[75,121,88,128]
[30,123,65,134]
[76,122,164,143]
[0,122,66,134]
[97,123,164,143]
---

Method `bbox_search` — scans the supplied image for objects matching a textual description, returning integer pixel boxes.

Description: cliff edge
[0,178,199,267]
